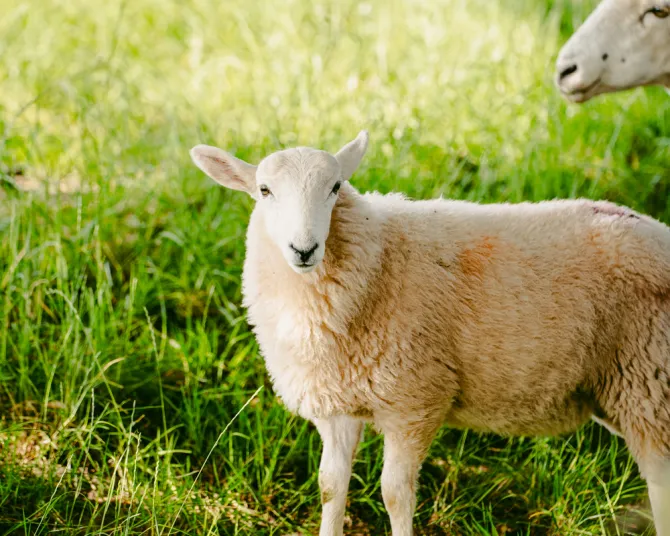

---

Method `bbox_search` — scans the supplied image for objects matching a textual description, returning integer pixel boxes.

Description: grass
[1,0,669,533]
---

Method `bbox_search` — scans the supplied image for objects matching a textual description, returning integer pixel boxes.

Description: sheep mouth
[560,77,602,103]
[292,262,318,274]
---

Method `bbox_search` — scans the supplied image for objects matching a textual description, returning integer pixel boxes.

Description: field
[1,0,670,534]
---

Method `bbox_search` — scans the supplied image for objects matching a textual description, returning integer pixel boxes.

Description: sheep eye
[647,6,669,18]
[259,185,271,198]
[331,182,342,195]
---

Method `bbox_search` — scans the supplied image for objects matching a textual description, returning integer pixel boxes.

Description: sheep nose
[559,63,578,81]
[290,242,319,263]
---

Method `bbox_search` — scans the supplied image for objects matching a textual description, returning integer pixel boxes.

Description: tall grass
[0,0,668,533]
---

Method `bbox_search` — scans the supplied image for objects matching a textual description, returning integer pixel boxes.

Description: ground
[1,0,669,534]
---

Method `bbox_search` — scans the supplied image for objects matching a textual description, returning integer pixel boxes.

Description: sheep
[189,131,670,536]
[555,0,670,102]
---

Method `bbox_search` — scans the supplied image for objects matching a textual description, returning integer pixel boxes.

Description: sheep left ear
[335,130,369,181]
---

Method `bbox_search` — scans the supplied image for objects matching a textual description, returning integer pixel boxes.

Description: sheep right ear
[190,145,257,196]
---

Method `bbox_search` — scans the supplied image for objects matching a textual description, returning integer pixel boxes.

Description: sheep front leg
[315,415,363,536]
[647,458,670,536]
[381,427,436,536]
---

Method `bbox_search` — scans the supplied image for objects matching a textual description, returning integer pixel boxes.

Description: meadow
[1,0,670,533]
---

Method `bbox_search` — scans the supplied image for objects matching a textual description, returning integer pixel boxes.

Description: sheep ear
[335,130,369,182]
[190,144,257,196]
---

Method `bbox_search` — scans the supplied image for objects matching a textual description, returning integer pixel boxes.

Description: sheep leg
[647,458,670,536]
[315,415,363,536]
[381,427,436,536]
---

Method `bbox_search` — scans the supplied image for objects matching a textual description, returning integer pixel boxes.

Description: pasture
[1,0,669,533]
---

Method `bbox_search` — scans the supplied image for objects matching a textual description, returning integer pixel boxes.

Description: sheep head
[556,0,670,102]
[190,130,369,274]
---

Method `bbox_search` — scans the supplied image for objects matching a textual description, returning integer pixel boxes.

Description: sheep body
[244,186,670,455]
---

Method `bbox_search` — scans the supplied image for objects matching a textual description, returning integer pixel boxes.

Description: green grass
[1,0,669,533]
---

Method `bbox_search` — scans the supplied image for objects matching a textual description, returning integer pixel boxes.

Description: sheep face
[556,0,670,102]
[255,148,342,273]
[189,131,368,274]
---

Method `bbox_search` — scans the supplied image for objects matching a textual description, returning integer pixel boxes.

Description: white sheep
[556,0,670,102]
[189,131,670,536]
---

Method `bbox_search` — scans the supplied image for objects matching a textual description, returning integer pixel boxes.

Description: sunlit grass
[0,0,668,534]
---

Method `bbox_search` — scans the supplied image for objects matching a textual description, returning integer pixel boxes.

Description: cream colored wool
[190,132,670,536]
[556,0,670,102]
